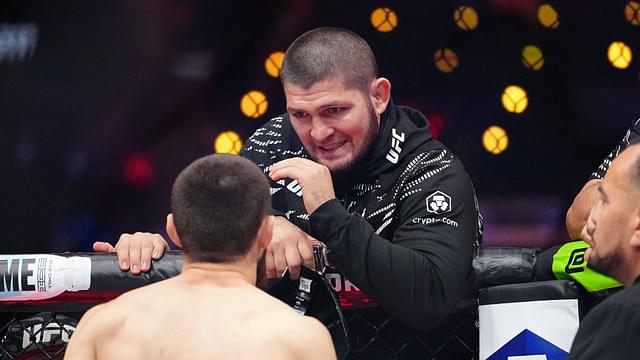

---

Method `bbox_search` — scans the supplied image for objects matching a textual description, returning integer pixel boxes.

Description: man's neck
[180,259,258,286]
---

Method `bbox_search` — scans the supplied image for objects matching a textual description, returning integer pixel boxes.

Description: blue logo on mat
[487,329,569,360]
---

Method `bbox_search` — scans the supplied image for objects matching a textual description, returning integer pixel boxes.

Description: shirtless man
[64,154,335,360]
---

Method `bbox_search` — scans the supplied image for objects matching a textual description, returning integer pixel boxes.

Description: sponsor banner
[480,299,579,360]
[324,270,377,309]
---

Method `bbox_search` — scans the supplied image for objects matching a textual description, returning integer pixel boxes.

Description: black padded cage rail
[0,247,571,360]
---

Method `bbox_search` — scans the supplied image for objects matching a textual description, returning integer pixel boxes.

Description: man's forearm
[309,199,473,330]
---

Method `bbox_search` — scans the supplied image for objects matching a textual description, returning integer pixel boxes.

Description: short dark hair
[280,27,378,93]
[171,154,270,263]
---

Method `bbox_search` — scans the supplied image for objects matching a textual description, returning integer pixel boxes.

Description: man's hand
[269,157,335,214]
[266,216,323,280]
[93,233,169,275]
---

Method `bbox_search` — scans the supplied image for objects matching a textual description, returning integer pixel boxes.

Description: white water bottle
[0,254,91,301]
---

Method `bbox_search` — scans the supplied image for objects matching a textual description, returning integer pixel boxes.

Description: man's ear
[256,215,274,250]
[630,206,640,249]
[166,213,182,248]
[370,77,392,115]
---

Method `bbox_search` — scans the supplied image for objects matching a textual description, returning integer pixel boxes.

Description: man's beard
[588,240,625,281]
[326,103,379,188]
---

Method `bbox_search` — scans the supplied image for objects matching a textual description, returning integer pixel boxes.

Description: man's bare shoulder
[254,308,336,360]
[64,302,122,360]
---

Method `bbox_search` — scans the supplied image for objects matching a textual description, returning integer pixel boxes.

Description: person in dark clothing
[97,27,483,357]
[568,139,640,359]
[566,118,640,240]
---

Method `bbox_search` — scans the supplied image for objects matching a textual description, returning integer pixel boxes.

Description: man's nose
[310,119,334,142]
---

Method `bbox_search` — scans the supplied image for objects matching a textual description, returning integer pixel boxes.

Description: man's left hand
[269,157,336,214]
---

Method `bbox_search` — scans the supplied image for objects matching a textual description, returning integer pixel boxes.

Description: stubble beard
[323,102,379,185]
[588,240,625,282]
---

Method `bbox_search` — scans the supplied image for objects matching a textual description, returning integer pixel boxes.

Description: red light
[428,113,445,139]
[123,153,154,186]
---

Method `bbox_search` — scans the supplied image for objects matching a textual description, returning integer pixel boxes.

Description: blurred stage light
[0,23,38,63]
[240,90,268,118]
[123,153,154,186]
[538,4,559,28]
[608,41,632,69]
[625,1,640,25]
[522,45,544,70]
[427,112,445,139]
[454,6,479,31]
[434,48,458,73]
[483,126,509,155]
[171,50,214,81]
[214,131,243,155]
[501,85,528,113]
[265,51,284,78]
[371,7,398,32]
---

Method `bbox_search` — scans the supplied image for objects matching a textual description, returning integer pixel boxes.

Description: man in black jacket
[99,27,483,356]
[566,118,640,240]
[568,139,640,359]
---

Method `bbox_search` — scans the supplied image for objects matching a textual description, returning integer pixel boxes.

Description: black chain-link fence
[0,308,478,360]
[0,312,81,360]
[342,307,478,360]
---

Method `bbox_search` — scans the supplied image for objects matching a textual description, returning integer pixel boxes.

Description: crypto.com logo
[426,191,451,215]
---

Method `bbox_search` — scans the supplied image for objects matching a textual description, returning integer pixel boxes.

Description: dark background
[2,0,639,253]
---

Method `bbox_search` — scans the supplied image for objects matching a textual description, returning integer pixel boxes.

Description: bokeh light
[265,51,284,78]
[123,153,154,186]
[240,90,268,118]
[538,4,559,28]
[482,126,509,155]
[608,41,632,69]
[434,48,458,73]
[625,1,640,25]
[214,131,243,155]
[501,85,528,113]
[522,45,544,70]
[371,7,398,32]
[454,6,478,31]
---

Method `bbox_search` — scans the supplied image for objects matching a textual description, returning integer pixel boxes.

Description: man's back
[65,273,336,360]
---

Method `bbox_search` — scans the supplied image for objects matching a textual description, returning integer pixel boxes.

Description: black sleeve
[568,295,640,359]
[590,118,640,180]
[309,162,478,330]
[239,116,289,218]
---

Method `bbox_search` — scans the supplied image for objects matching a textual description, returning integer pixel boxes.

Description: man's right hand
[93,233,169,275]
[266,217,323,280]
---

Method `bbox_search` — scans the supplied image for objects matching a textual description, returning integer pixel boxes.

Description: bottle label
[0,254,91,301]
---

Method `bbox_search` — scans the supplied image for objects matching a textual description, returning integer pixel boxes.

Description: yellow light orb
[501,85,528,114]
[625,1,640,25]
[371,7,398,32]
[214,131,243,155]
[608,41,633,69]
[434,48,459,73]
[538,4,559,28]
[482,126,509,155]
[522,45,544,70]
[240,90,268,118]
[454,6,479,30]
[265,51,285,78]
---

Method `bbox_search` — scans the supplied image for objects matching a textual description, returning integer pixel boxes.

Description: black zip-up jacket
[590,117,640,180]
[241,101,482,330]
